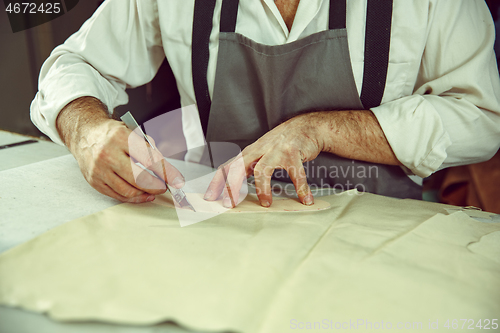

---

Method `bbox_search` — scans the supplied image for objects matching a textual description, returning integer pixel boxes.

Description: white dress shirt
[31,0,500,178]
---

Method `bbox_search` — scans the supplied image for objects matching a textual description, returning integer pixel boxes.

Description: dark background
[0,0,499,138]
[0,0,180,138]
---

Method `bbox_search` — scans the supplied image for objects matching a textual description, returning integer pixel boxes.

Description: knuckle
[299,168,307,178]
[107,129,121,145]
[282,142,297,155]
[112,124,127,138]
[142,157,154,169]
[286,165,297,177]
[86,166,100,186]
[262,164,274,177]
[297,183,310,196]
[255,186,263,196]
[241,144,254,155]
[117,196,129,203]
[154,152,164,164]
[253,164,265,179]
[228,162,244,174]
[126,196,142,204]
[123,187,139,198]
[95,145,110,163]
[223,164,232,175]
[87,174,97,186]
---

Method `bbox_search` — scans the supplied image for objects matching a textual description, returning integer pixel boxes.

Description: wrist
[294,111,329,154]
[56,97,110,151]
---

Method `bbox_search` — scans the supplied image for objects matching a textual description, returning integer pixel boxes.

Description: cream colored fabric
[0,190,499,333]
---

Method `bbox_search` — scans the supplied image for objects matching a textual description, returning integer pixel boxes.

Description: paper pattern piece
[166,170,249,226]
[172,193,331,227]
[0,190,499,333]
[154,190,331,227]
[153,168,330,227]
[156,192,332,213]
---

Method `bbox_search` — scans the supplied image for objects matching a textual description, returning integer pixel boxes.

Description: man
[31,0,500,208]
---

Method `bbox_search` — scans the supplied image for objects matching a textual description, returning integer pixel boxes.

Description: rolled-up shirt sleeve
[371,0,500,178]
[30,0,164,145]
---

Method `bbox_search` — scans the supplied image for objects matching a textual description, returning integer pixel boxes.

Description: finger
[105,170,149,200]
[145,135,156,147]
[204,153,245,202]
[253,159,275,207]
[110,151,167,195]
[221,158,247,208]
[245,160,259,178]
[241,148,261,177]
[132,163,168,193]
[124,128,158,164]
[287,161,314,206]
[126,129,185,188]
[149,159,185,189]
[95,182,154,204]
[204,167,226,201]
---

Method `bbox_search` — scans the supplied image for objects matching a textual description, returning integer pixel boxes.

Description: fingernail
[147,195,155,202]
[204,190,213,200]
[304,195,313,206]
[223,196,232,208]
[261,200,270,208]
[172,177,185,188]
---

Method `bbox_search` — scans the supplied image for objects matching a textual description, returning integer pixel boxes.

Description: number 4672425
[444,319,498,330]
[5,2,61,14]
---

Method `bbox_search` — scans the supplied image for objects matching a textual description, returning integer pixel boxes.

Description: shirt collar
[262,0,325,42]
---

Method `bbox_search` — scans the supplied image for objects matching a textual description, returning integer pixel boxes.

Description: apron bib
[191,0,422,199]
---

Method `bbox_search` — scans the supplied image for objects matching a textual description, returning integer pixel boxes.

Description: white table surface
[0,131,70,172]
[0,131,208,333]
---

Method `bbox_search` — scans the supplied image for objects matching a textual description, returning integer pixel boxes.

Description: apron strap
[360,0,394,109]
[220,0,239,33]
[192,0,217,136]
[329,0,346,30]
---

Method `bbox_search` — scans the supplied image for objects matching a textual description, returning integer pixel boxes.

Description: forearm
[56,97,111,151]
[309,110,401,166]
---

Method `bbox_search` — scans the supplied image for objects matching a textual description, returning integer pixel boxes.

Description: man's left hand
[204,113,324,208]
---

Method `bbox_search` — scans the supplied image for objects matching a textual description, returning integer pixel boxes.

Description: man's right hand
[56,97,185,203]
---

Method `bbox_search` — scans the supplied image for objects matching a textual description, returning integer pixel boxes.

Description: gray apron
[191,0,422,199]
